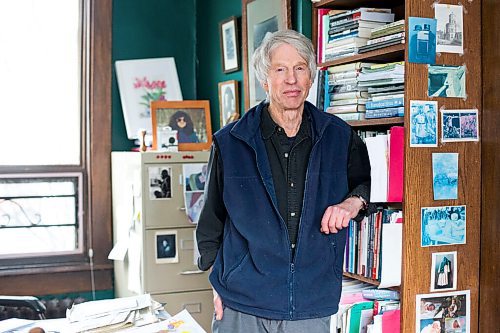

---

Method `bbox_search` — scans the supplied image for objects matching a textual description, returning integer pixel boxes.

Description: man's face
[263,43,312,112]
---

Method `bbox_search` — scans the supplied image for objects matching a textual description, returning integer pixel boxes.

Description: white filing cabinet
[111,151,212,331]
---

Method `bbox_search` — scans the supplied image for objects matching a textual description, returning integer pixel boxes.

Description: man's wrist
[350,195,368,210]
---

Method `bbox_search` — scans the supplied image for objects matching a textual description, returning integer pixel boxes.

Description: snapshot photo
[183,163,208,224]
[428,65,466,98]
[218,80,240,128]
[155,230,178,264]
[421,205,466,247]
[435,4,464,54]
[148,166,172,200]
[441,109,479,142]
[416,290,470,333]
[410,100,438,147]
[432,153,458,200]
[431,251,457,292]
[408,17,437,64]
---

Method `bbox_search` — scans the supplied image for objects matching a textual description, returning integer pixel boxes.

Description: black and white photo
[148,166,172,200]
[435,4,464,54]
[431,251,457,292]
[219,16,240,73]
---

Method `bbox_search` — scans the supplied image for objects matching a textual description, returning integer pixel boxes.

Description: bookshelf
[313,0,481,332]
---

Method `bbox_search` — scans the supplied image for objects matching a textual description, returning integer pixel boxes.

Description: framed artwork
[219,16,240,73]
[218,80,240,128]
[151,100,212,152]
[242,0,291,109]
[115,57,183,139]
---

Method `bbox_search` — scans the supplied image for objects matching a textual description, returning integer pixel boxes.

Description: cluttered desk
[0,294,206,333]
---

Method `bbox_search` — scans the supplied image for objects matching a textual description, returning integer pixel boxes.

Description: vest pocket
[222,251,250,285]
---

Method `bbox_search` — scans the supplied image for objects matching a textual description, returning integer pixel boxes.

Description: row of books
[344,208,403,281]
[317,7,396,63]
[358,19,405,53]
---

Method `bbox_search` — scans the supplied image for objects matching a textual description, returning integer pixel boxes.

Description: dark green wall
[112,0,312,150]
[112,0,197,151]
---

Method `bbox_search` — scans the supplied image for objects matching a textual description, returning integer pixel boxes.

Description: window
[0,0,112,295]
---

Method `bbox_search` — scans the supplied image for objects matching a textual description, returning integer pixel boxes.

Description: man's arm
[321,130,371,234]
[196,142,227,271]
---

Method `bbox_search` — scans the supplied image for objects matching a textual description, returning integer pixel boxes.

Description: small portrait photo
[408,17,437,64]
[431,251,457,292]
[441,109,479,142]
[432,153,458,200]
[435,4,464,54]
[410,100,438,147]
[155,230,178,264]
[428,65,466,98]
[148,166,172,200]
[421,205,466,247]
[218,80,240,128]
[219,16,240,73]
[416,290,470,333]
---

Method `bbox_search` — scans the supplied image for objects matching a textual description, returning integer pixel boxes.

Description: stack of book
[358,62,405,119]
[324,62,375,121]
[358,19,406,53]
[323,8,395,62]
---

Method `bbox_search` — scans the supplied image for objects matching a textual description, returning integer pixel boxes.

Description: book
[367,32,405,46]
[329,98,368,107]
[367,84,405,94]
[365,106,404,119]
[316,8,331,63]
[326,104,366,114]
[329,8,394,26]
[328,20,387,35]
[371,19,405,34]
[328,62,376,74]
[387,126,404,202]
[329,91,370,101]
[365,97,404,110]
[334,112,367,121]
[328,27,374,41]
[362,289,400,301]
[358,38,405,53]
[346,301,374,333]
[328,70,360,81]
[325,36,369,49]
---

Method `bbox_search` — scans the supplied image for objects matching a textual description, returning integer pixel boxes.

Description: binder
[347,301,374,333]
[387,126,404,202]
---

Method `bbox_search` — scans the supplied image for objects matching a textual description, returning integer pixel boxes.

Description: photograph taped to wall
[115,57,183,139]
[409,100,438,147]
[183,163,207,224]
[421,205,466,247]
[435,4,464,54]
[408,17,437,64]
[416,290,470,333]
[148,166,172,200]
[432,153,458,200]
[441,109,479,142]
[431,251,457,292]
[428,65,466,98]
[155,230,178,264]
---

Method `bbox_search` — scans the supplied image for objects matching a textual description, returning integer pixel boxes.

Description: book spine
[365,107,404,119]
[367,32,405,46]
[366,98,404,110]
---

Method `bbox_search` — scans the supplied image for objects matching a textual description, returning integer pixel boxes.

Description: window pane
[0,175,81,255]
[0,0,81,166]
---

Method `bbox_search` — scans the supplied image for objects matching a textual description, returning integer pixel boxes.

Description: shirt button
[290,182,294,187]
[291,244,296,249]
[284,153,289,158]
[291,212,296,217]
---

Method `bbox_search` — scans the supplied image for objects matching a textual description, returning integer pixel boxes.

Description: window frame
[0,0,113,296]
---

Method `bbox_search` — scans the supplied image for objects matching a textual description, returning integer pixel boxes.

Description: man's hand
[320,197,364,234]
[213,288,223,320]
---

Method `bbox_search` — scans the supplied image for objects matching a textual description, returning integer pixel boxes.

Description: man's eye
[276,67,285,72]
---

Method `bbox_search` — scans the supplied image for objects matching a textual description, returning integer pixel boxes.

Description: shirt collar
[260,104,312,140]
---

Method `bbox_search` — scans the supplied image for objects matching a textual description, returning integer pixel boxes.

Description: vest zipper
[289,263,295,319]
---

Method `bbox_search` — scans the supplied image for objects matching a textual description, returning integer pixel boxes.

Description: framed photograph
[432,153,458,200]
[431,251,457,292]
[218,80,240,128]
[428,65,466,98]
[155,230,178,264]
[441,109,479,142]
[151,100,212,152]
[421,205,466,247]
[115,57,183,139]
[220,16,240,73]
[242,0,291,109]
[409,100,438,147]
[435,4,464,54]
[416,290,470,333]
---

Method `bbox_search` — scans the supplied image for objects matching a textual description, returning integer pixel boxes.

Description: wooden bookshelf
[313,0,482,331]
[347,116,404,128]
[343,272,380,287]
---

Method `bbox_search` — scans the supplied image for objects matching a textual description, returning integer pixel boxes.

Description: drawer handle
[180,269,204,275]
[180,239,194,250]
[179,207,186,211]
[182,302,202,313]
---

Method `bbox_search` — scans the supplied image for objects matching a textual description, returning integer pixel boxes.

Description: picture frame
[218,80,240,128]
[242,0,291,109]
[151,100,212,152]
[115,57,183,139]
[219,16,240,73]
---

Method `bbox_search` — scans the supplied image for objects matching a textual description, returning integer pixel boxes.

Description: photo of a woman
[168,110,199,143]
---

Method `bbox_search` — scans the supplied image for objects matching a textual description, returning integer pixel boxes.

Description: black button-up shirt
[196,105,371,271]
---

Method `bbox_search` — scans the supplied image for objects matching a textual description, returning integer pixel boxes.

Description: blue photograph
[432,153,458,200]
[410,100,438,147]
[441,109,479,142]
[421,205,466,247]
[408,17,437,64]
[428,65,466,98]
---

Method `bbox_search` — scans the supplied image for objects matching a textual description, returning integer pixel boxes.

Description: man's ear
[262,81,269,92]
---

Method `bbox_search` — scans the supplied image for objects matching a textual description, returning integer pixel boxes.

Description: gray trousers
[212,307,331,333]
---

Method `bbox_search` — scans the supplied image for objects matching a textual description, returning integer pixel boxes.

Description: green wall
[112,0,197,151]
[112,0,312,150]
